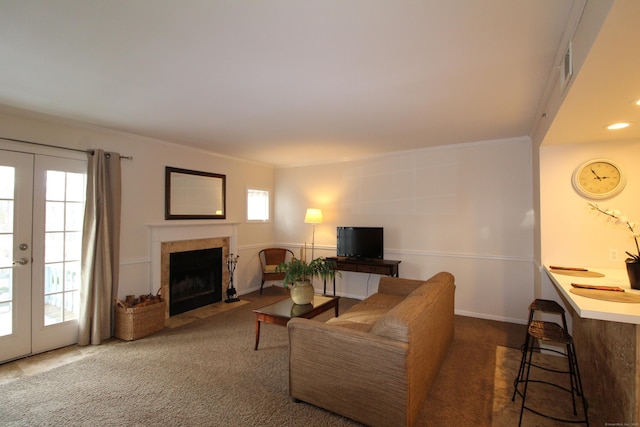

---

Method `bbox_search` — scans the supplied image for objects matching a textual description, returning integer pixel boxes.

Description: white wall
[541,140,640,268]
[0,106,275,298]
[275,137,535,323]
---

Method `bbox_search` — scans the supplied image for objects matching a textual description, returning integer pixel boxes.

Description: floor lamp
[304,208,323,261]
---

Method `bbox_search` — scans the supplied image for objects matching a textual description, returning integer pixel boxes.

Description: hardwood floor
[0,340,115,385]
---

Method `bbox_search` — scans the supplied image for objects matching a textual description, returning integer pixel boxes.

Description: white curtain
[78,149,122,345]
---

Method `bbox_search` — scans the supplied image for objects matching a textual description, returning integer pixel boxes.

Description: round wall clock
[571,158,626,199]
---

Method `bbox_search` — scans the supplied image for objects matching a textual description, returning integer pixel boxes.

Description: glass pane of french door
[42,170,84,325]
[0,165,14,336]
[0,151,33,362]
[31,155,86,354]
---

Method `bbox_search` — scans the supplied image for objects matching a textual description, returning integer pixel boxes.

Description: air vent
[560,41,573,91]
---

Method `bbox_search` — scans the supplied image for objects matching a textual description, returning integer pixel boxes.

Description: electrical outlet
[610,249,619,261]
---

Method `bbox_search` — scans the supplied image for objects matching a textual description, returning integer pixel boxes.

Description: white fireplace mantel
[148,222,238,292]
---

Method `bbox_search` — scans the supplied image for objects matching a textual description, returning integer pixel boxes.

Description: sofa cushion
[370,278,450,343]
[326,305,389,331]
[325,292,406,332]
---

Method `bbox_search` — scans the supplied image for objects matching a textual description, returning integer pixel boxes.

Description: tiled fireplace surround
[149,223,237,319]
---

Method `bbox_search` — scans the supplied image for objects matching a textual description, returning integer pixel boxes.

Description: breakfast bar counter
[544,266,640,425]
[545,266,640,324]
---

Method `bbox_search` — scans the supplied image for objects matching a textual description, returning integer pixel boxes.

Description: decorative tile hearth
[149,223,238,319]
[161,237,228,318]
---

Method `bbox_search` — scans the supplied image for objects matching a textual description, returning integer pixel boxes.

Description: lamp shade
[304,208,323,224]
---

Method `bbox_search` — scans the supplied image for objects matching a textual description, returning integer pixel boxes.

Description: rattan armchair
[258,247,295,294]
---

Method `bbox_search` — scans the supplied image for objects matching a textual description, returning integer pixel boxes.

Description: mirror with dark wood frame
[165,166,226,219]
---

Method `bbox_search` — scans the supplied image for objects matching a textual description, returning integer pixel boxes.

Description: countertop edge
[544,266,640,325]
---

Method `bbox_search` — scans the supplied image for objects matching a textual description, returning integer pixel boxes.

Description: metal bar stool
[512,304,589,426]
[512,298,567,397]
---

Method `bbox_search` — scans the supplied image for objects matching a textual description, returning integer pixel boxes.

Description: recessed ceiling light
[607,122,630,130]
[636,99,640,106]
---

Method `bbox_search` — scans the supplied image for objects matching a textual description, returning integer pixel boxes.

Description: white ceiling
[542,0,640,147]
[0,1,636,167]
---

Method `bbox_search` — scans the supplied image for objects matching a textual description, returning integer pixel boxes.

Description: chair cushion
[263,265,278,273]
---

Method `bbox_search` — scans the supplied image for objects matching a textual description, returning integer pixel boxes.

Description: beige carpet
[0,286,587,426]
[0,290,363,426]
[493,345,589,426]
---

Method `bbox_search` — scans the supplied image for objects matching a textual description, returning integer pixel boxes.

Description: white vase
[289,280,315,304]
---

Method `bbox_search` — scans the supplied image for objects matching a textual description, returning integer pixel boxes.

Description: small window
[247,188,270,222]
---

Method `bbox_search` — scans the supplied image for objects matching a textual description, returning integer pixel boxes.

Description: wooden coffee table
[253,295,339,350]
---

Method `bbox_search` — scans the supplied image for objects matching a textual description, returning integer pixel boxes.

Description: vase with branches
[588,203,640,289]
[588,203,640,261]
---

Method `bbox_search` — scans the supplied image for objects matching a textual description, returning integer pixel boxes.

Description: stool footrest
[529,320,572,344]
[514,378,577,399]
[522,404,588,425]
[527,344,570,361]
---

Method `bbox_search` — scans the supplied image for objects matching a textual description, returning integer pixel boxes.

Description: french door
[0,149,86,363]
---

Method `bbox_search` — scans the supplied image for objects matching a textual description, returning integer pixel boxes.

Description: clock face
[572,159,625,199]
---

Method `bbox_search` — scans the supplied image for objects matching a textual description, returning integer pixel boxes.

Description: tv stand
[323,257,401,295]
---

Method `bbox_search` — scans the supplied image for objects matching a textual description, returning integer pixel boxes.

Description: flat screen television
[336,227,384,260]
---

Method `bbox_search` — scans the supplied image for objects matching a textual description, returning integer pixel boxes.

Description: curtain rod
[0,136,133,160]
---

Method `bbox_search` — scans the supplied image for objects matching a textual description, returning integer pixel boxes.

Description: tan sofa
[287,272,455,427]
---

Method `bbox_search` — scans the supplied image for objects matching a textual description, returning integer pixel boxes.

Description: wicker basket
[114,298,166,341]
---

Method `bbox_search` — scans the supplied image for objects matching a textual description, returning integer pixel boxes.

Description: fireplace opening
[169,247,222,316]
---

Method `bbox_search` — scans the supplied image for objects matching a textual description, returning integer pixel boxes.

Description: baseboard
[455,309,528,325]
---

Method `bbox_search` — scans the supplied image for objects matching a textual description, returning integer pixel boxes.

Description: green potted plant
[588,203,640,289]
[316,257,340,284]
[277,257,340,304]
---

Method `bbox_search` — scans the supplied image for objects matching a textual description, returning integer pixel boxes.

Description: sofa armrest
[288,318,409,427]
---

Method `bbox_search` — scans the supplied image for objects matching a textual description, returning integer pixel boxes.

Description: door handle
[13,257,29,265]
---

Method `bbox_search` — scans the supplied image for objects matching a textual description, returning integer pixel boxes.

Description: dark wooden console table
[323,257,401,295]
